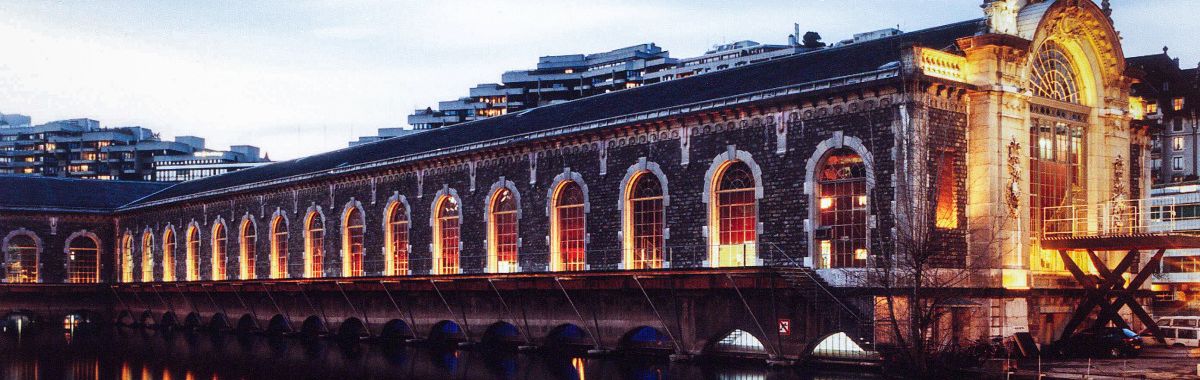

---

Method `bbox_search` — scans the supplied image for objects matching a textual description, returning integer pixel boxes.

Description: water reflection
[0,324,879,380]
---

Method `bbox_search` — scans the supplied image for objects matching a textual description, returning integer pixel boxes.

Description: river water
[0,324,878,380]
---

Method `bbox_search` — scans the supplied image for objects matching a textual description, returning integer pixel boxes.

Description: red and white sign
[778,319,791,336]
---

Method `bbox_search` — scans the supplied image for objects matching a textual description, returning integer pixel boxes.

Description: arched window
[240,219,256,280]
[211,222,227,281]
[162,227,176,281]
[815,148,868,268]
[488,188,519,273]
[4,233,39,283]
[121,233,134,283]
[66,235,100,284]
[552,181,586,271]
[433,196,460,275]
[185,225,200,281]
[711,161,757,267]
[270,216,288,279]
[386,201,410,276]
[343,207,365,277]
[141,232,154,282]
[625,172,664,269]
[1030,41,1080,104]
[304,212,324,278]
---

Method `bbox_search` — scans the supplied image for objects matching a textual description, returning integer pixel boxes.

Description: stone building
[0,0,1147,347]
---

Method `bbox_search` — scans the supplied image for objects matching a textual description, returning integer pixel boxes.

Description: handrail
[766,242,862,322]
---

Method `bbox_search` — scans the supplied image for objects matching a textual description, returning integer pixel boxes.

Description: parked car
[1055,327,1144,358]
[1152,316,1200,347]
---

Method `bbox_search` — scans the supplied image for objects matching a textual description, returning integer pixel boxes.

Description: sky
[1,0,1197,160]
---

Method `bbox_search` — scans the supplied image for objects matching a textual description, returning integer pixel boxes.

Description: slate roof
[129,18,983,209]
[0,175,172,213]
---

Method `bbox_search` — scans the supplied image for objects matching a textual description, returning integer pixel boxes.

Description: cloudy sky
[1,0,1196,160]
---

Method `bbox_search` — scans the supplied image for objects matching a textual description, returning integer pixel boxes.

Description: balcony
[1041,197,1200,250]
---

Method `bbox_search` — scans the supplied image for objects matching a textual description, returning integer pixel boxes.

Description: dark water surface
[0,325,878,380]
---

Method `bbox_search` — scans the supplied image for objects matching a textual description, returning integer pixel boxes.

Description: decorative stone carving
[1007,138,1022,216]
[1112,155,1126,200]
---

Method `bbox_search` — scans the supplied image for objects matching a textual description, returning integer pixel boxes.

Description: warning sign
[778,319,791,336]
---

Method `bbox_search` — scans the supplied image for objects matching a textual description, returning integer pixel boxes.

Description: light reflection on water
[0,325,879,380]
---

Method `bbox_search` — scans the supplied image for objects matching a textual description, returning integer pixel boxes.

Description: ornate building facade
[0,0,1146,346]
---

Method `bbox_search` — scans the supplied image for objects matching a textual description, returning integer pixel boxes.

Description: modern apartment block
[359,27,901,146]
[0,117,268,182]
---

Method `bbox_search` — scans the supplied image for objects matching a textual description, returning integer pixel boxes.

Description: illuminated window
[1029,41,1080,104]
[386,201,410,276]
[433,196,461,275]
[211,223,227,281]
[626,172,664,269]
[141,232,154,282]
[304,212,324,278]
[66,235,99,284]
[4,232,39,283]
[185,226,200,281]
[1175,97,1185,111]
[488,188,519,273]
[816,149,868,268]
[1147,102,1159,114]
[343,207,365,277]
[240,219,256,280]
[270,216,288,279]
[552,181,586,271]
[121,233,134,283]
[1175,137,1185,151]
[162,227,176,281]
[934,152,959,229]
[711,161,757,267]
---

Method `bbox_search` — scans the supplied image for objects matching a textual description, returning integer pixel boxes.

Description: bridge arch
[266,314,291,335]
[481,321,522,346]
[804,331,877,361]
[300,315,326,338]
[428,320,465,342]
[115,310,135,327]
[139,310,156,327]
[544,323,592,348]
[209,313,231,331]
[235,314,257,333]
[159,311,179,328]
[380,319,413,341]
[702,328,770,358]
[183,312,202,329]
[336,317,369,341]
[618,326,671,353]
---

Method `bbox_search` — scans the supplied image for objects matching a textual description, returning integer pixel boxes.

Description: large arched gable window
[431,191,462,275]
[65,231,100,284]
[3,229,41,283]
[551,179,586,271]
[162,226,176,281]
[814,148,869,268]
[1028,39,1090,272]
[303,209,325,278]
[487,182,520,273]
[211,220,228,281]
[121,232,135,283]
[622,167,667,270]
[1030,41,1081,104]
[270,213,289,279]
[185,223,201,281]
[141,230,154,282]
[384,195,411,276]
[342,202,366,277]
[240,216,257,280]
[704,153,761,268]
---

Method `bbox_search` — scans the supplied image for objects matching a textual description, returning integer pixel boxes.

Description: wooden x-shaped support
[1057,249,1165,343]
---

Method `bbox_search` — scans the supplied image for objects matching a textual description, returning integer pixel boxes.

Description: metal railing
[1041,196,1200,239]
